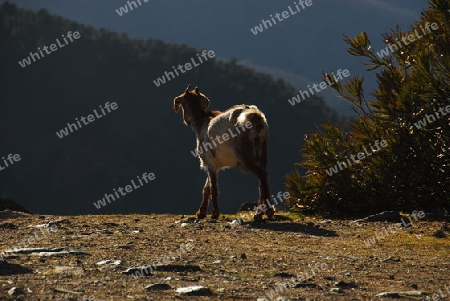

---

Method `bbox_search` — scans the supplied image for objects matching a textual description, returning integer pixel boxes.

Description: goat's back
[197,105,268,171]
[209,105,267,135]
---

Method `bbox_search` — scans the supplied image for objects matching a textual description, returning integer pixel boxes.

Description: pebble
[96,259,122,266]
[8,287,24,295]
[145,283,171,291]
[176,285,212,296]
[376,291,424,297]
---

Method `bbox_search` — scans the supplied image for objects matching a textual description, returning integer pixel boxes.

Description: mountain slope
[0,2,342,215]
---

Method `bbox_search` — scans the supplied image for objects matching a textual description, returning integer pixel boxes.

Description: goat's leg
[196,177,210,219]
[209,171,220,219]
[237,133,273,220]
[261,169,275,219]
[253,168,274,220]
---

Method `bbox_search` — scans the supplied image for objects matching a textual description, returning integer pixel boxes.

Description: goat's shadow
[239,215,338,237]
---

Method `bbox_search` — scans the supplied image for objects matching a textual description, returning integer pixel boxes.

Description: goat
[173,84,274,220]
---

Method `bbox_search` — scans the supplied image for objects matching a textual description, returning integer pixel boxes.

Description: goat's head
[173,84,210,126]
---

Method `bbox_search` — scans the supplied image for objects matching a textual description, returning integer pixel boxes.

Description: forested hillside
[0,2,342,215]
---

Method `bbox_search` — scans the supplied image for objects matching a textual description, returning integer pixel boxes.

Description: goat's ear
[200,96,210,111]
[185,84,191,93]
[173,98,182,112]
[194,86,200,94]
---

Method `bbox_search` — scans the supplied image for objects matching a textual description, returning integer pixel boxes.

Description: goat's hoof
[211,212,219,220]
[266,209,275,220]
[253,213,263,221]
[196,211,206,219]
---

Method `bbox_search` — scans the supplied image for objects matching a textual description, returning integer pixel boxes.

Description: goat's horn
[185,84,191,92]
[194,86,200,94]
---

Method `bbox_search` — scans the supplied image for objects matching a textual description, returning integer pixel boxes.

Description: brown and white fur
[173,84,274,220]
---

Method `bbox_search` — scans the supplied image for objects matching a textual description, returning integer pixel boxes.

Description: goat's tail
[236,106,268,133]
[236,107,269,167]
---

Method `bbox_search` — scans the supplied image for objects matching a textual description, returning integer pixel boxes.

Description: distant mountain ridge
[0,0,427,116]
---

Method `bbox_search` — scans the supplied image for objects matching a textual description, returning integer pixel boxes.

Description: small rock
[240,253,247,259]
[114,244,132,250]
[176,285,212,296]
[30,248,89,257]
[377,291,424,297]
[156,264,201,272]
[293,282,320,288]
[352,211,401,223]
[381,256,400,262]
[145,283,171,291]
[51,266,84,276]
[8,287,24,296]
[230,220,241,226]
[178,276,199,282]
[274,272,295,278]
[122,266,153,276]
[96,259,122,266]
[334,280,357,288]
[213,260,221,264]
[53,287,83,294]
[34,219,70,228]
[376,292,400,297]
[181,223,189,228]
[2,247,49,255]
[330,287,343,293]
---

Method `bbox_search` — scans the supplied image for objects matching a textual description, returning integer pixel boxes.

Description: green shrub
[286,0,450,217]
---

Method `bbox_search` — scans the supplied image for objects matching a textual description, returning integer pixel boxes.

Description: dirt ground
[0,211,449,301]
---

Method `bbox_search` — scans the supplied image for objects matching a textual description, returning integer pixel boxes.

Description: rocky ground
[0,210,449,301]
